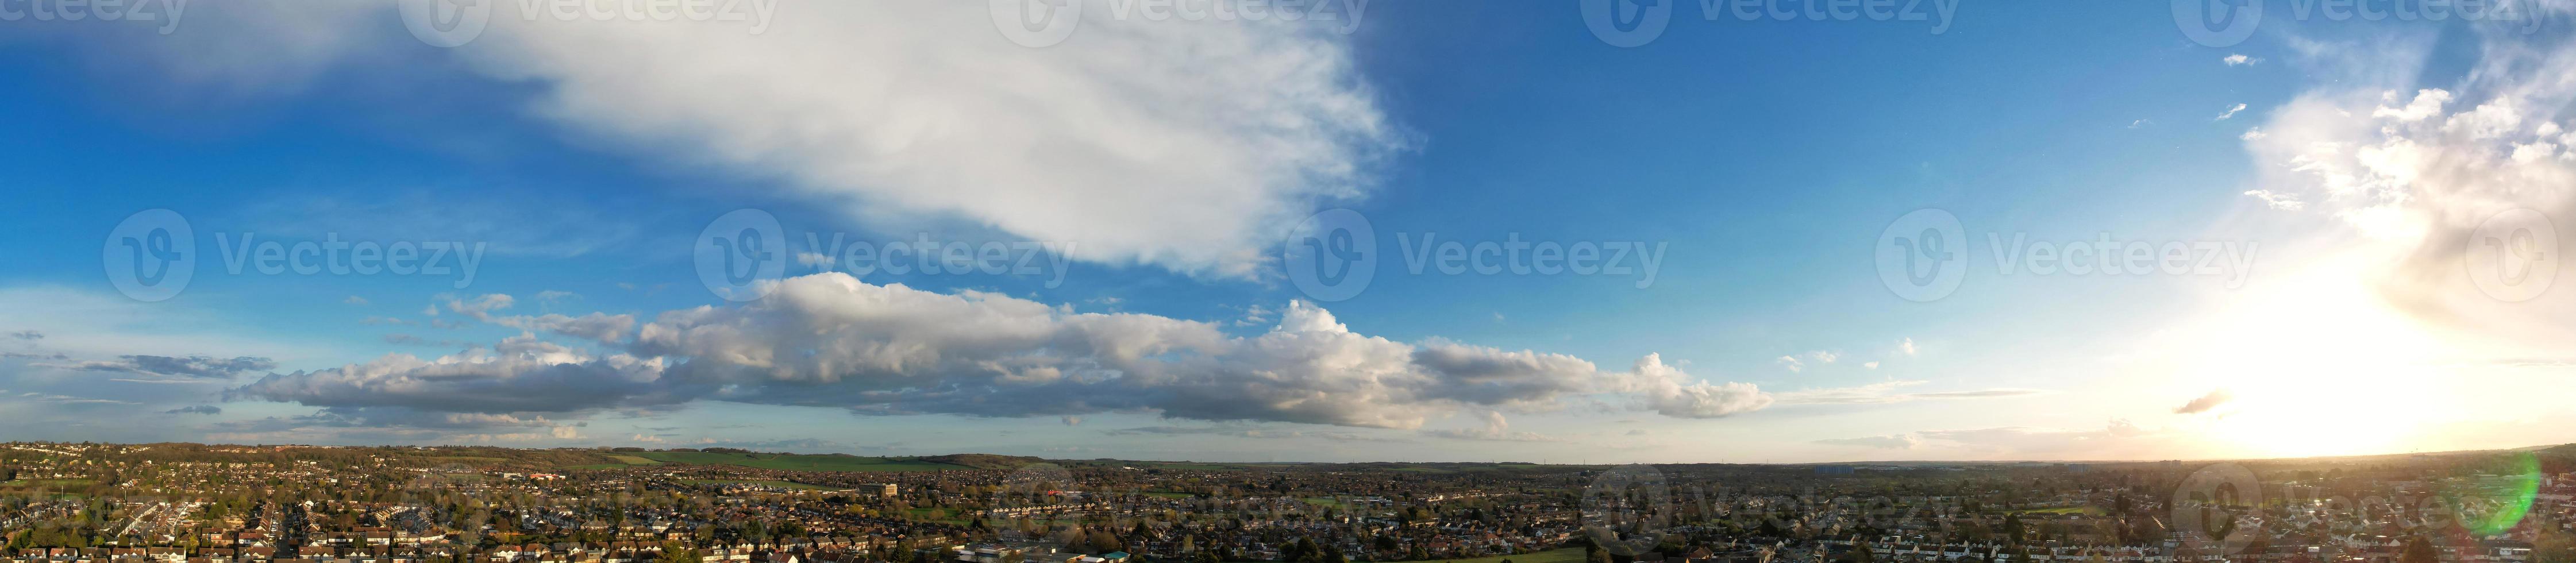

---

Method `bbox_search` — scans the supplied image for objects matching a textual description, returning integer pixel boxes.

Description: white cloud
[40,2,1399,278]
[1422,411,1561,442]
[2242,189,2305,210]
[236,273,1780,430]
[2173,389,2233,414]
[2242,37,2576,346]
[1819,419,2162,455]
[1815,434,1918,449]
[2216,103,2248,121]
[1773,380,2046,405]
[448,3,1396,277]
[443,293,636,343]
[2224,53,2261,66]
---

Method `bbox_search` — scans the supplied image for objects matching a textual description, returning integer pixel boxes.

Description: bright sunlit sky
[2,0,2573,463]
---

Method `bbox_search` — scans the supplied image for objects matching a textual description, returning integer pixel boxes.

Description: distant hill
[622,450,975,472]
[919,454,1046,470]
[2534,443,2576,462]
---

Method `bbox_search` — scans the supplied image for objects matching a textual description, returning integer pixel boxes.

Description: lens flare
[2438,451,2542,537]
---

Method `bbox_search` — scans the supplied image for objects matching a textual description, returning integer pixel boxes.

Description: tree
[655,542,700,563]
[2400,537,2439,563]
[2536,530,2576,563]
[1842,546,1875,563]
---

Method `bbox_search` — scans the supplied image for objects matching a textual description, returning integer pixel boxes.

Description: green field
[1,479,93,489]
[1231,549,1580,563]
[1418,549,1585,563]
[0,479,93,498]
[1300,497,1352,509]
[630,451,966,472]
[680,479,841,491]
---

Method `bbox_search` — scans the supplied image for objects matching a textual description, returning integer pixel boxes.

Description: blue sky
[2,0,2572,462]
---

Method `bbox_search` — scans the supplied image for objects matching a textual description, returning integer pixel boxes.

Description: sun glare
[2170,256,2450,458]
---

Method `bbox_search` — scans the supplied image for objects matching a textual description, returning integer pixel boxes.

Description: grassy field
[680,479,842,491]
[631,451,967,472]
[1233,549,1581,563]
[2011,506,2103,515]
[1300,497,1353,509]
[0,479,93,498]
[1,479,92,489]
[1416,549,1586,563]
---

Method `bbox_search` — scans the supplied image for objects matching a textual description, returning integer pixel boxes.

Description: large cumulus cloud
[230,273,1776,429]
[21,0,1398,277]
[2240,12,2576,349]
